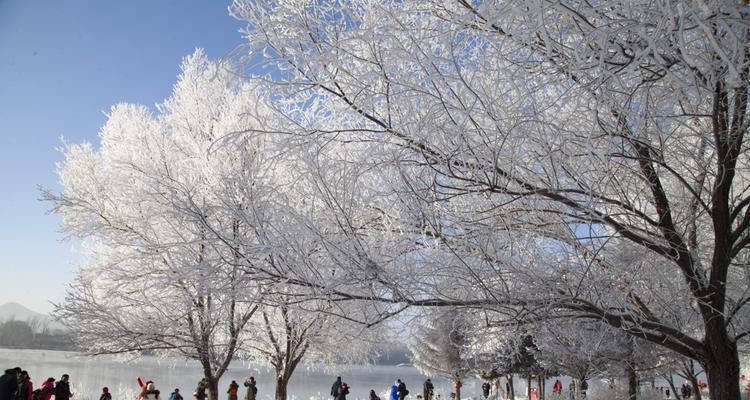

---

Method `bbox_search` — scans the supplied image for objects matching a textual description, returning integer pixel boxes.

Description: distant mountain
[0,302,67,332]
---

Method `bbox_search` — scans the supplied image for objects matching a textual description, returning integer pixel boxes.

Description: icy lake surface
[0,348,696,400]
[0,348,474,400]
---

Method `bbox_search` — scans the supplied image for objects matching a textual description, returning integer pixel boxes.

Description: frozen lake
[0,348,700,400]
[0,349,478,400]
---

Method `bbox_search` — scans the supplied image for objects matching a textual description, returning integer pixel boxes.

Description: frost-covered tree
[535,322,661,400]
[230,1,750,399]
[47,49,387,400]
[410,308,473,400]
[245,295,382,400]
[46,50,271,400]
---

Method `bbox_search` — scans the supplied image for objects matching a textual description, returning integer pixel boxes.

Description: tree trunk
[704,354,741,400]
[703,324,741,400]
[690,375,702,400]
[275,375,289,400]
[454,378,461,400]
[683,359,702,400]
[627,364,637,400]
[207,377,220,400]
[537,375,544,400]
[507,374,515,400]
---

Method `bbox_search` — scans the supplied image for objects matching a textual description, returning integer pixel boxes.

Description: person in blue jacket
[390,383,399,400]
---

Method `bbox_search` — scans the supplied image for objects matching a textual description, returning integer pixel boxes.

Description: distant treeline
[374,346,412,365]
[0,319,74,350]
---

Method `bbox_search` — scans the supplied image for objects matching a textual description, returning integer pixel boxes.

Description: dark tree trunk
[690,375,702,400]
[207,377,220,400]
[704,352,740,400]
[627,364,637,400]
[703,321,741,400]
[537,375,544,400]
[454,378,461,400]
[665,374,680,400]
[275,375,289,400]
[681,359,702,400]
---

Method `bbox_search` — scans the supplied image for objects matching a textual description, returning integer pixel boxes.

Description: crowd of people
[331,376,412,400]
[2,366,706,400]
[0,368,71,400]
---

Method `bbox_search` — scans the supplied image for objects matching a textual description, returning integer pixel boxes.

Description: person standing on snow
[423,380,434,400]
[481,382,490,399]
[568,381,576,400]
[397,380,408,400]
[168,389,183,400]
[243,377,257,400]
[579,380,588,399]
[54,375,72,400]
[389,384,399,400]
[331,377,342,400]
[336,383,350,400]
[227,381,239,400]
[193,379,208,400]
[99,387,111,400]
[552,380,562,395]
[39,379,54,400]
[141,382,160,400]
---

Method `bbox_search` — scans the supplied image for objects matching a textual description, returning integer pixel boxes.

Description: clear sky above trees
[0,1,244,313]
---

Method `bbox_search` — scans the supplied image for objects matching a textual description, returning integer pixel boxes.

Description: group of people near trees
[332,376,410,400]
[0,368,71,400]
[0,370,259,400]
[139,376,257,400]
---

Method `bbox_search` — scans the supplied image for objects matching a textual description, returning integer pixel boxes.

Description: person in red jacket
[137,378,155,400]
[40,378,54,400]
[553,380,562,395]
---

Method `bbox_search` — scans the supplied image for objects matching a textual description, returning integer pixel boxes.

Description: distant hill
[0,302,67,332]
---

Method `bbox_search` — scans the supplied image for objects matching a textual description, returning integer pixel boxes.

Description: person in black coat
[0,368,22,400]
[397,380,408,400]
[423,380,433,400]
[15,371,31,400]
[331,377,342,400]
[54,375,71,400]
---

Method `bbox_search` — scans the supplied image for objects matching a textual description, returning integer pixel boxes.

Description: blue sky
[0,1,246,313]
